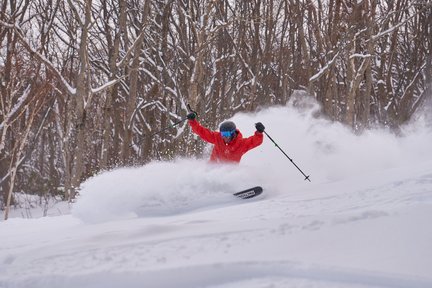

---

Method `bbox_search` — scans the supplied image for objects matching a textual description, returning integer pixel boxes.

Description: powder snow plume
[72,97,432,223]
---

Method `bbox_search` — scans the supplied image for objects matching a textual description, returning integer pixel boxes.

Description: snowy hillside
[1,99,432,288]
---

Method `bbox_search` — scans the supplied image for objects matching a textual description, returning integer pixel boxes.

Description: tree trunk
[69,0,92,200]
[4,99,38,220]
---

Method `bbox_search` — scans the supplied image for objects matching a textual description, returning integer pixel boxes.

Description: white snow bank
[2,97,432,288]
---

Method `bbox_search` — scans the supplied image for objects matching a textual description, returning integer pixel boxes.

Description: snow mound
[4,98,432,288]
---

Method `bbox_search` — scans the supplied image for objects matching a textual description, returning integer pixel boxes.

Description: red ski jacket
[189,119,263,163]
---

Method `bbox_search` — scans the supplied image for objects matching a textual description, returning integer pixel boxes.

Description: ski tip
[255,186,263,193]
[233,186,263,199]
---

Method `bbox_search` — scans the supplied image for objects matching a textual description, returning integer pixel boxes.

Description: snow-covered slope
[1,99,432,288]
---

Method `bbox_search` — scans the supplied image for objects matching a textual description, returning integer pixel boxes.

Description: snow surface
[1,97,432,288]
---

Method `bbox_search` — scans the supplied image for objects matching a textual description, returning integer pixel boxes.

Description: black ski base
[233,186,263,199]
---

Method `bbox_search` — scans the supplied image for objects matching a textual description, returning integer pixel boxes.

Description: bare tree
[1,0,431,214]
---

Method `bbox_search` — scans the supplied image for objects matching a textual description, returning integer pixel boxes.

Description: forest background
[0,0,431,215]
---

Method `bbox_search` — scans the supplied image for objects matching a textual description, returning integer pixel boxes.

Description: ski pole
[131,104,197,147]
[263,130,311,182]
[130,117,187,148]
[148,117,188,137]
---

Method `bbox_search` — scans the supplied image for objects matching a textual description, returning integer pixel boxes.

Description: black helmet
[219,121,236,132]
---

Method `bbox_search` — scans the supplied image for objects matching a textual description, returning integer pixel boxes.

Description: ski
[233,186,263,199]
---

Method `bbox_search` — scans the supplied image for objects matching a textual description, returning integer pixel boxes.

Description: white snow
[310,52,339,82]
[1,97,432,288]
[349,54,373,59]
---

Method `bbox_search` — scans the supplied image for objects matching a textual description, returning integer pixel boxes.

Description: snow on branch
[0,84,32,129]
[91,78,124,94]
[405,63,427,115]
[309,52,339,83]
[0,20,76,96]
[371,5,424,42]
[349,53,373,60]
[1,18,124,104]
[116,27,147,69]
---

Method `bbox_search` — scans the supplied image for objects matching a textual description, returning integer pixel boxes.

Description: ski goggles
[220,130,235,138]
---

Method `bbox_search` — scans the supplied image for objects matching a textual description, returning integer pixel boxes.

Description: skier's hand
[187,112,197,120]
[255,122,265,133]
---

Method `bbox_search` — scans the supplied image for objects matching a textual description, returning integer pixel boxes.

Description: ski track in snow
[4,261,432,288]
[2,102,432,288]
[2,169,432,288]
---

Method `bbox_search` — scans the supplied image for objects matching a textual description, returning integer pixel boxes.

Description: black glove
[187,112,197,120]
[255,122,265,133]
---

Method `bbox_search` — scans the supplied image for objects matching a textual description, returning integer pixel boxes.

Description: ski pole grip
[187,104,198,117]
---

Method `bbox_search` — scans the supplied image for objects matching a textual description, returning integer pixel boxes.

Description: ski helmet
[219,121,236,132]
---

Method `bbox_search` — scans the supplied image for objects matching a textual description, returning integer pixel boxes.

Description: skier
[186,112,265,163]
